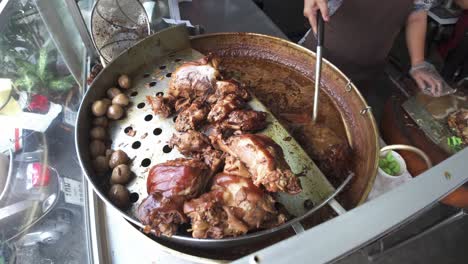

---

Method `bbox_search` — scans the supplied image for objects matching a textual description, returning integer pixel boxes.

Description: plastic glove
[409,61,456,97]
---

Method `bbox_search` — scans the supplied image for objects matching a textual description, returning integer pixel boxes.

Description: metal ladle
[312,11,325,123]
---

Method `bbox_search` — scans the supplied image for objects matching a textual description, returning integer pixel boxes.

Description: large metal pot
[76,26,378,255]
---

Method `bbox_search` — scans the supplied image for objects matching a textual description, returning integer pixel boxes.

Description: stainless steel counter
[180,0,287,39]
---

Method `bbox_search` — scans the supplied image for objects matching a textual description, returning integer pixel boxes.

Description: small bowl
[368,150,411,201]
[378,150,407,178]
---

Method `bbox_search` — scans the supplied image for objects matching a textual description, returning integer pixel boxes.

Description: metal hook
[345,79,353,92]
[360,106,372,115]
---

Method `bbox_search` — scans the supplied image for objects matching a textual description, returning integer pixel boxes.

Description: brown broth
[220,56,348,147]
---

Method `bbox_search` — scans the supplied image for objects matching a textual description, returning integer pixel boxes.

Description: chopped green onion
[379,151,401,176]
[447,136,464,152]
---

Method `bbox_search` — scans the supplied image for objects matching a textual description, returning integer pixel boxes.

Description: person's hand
[303,0,330,34]
[409,61,455,97]
[410,62,442,96]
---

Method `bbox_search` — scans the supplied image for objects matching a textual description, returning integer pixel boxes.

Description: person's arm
[405,10,428,67]
[406,9,444,96]
[454,0,468,9]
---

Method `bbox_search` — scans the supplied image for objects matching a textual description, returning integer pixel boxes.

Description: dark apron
[303,0,414,81]
[303,0,414,122]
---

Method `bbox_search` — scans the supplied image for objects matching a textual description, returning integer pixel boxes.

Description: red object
[28,163,51,187]
[28,94,50,113]
[438,10,468,58]
[14,128,21,151]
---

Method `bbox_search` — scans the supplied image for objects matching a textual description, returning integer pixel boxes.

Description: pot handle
[380,144,432,169]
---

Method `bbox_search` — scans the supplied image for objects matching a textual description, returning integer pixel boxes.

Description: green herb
[447,136,463,152]
[1,3,46,79]
[0,10,76,96]
[379,151,401,176]
[13,45,75,94]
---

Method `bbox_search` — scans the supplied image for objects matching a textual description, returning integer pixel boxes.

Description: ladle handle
[316,10,324,47]
[312,11,325,123]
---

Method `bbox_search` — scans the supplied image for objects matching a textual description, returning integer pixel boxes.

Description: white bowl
[368,150,411,200]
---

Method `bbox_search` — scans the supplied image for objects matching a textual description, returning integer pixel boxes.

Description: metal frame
[0,149,14,202]
[233,148,468,264]
[33,0,98,89]
[0,0,14,32]
[34,0,86,87]
[84,180,108,264]
[168,0,181,20]
[366,209,466,261]
[64,0,95,55]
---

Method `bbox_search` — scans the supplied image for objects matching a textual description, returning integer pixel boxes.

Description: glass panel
[76,0,94,29]
[0,1,90,263]
[34,0,87,86]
